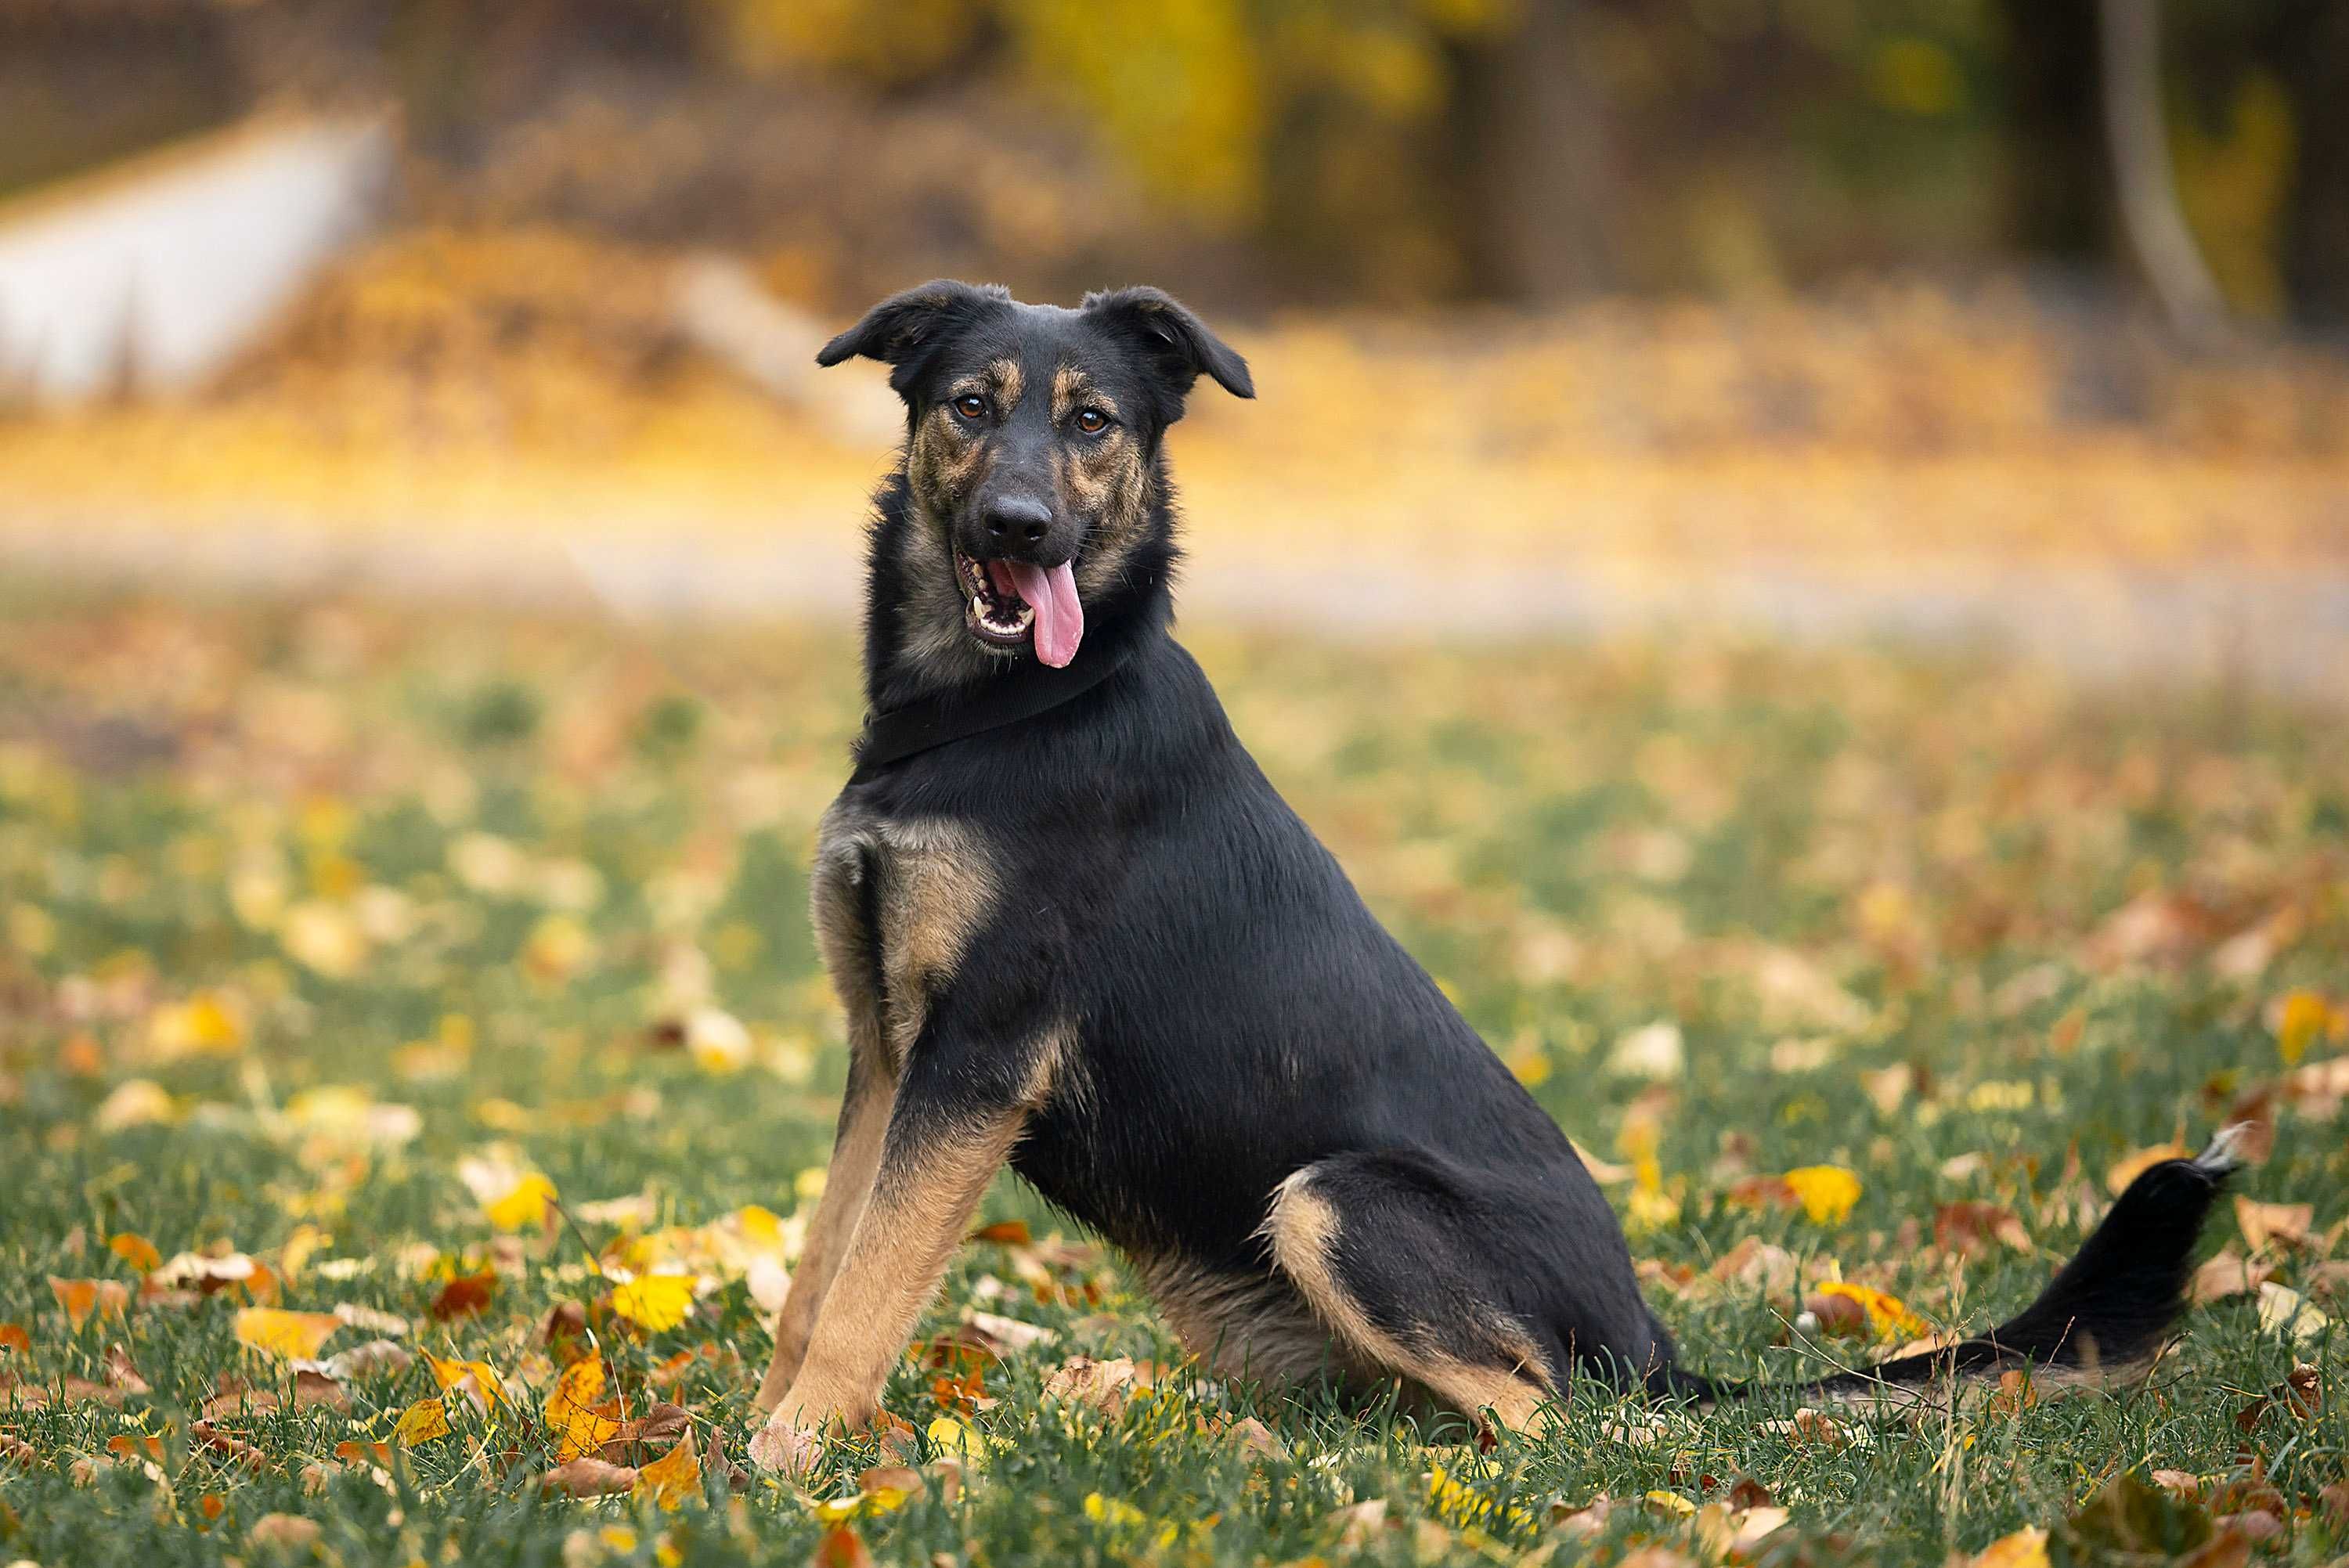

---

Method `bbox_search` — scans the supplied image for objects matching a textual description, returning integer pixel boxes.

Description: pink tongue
[1006,561,1084,668]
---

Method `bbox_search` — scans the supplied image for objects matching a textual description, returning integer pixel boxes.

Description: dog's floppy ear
[1081,286,1254,419]
[817,280,1012,395]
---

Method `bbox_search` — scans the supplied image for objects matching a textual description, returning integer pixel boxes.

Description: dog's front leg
[754,1048,894,1412]
[749,1026,1053,1472]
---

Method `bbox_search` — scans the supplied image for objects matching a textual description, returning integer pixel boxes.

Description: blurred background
[0,0,2343,683]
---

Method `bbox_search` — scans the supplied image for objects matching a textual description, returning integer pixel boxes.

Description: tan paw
[747,1411,825,1476]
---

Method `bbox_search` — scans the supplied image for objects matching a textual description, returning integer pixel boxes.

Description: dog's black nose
[982,494,1053,546]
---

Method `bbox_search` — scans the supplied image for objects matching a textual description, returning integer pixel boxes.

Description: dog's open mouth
[957,552,1084,668]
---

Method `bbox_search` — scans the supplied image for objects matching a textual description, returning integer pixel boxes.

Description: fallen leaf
[421,1349,506,1414]
[47,1278,129,1330]
[625,1427,695,1512]
[393,1397,452,1446]
[611,1271,695,1333]
[247,1514,322,1552]
[545,1353,624,1460]
[310,1338,413,1381]
[0,1324,27,1354]
[1809,1280,1927,1339]
[2108,1142,2192,1195]
[233,1308,343,1361]
[962,1308,1056,1354]
[190,1420,269,1471]
[810,1524,876,1568]
[2232,1197,2313,1252]
[540,1455,638,1498]
[1783,1166,1861,1224]
[2255,1281,2329,1346]
[968,1219,1031,1245]
[1970,1526,2049,1568]
[428,1270,496,1322]
[108,1234,163,1274]
[1936,1201,2033,1256]
[2192,1249,2271,1304]
[1042,1354,1139,1415]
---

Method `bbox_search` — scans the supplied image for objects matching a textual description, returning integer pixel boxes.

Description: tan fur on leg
[758,1106,1027,1454]
[754,1061,894,1412]
[1263,1169,1555,1432]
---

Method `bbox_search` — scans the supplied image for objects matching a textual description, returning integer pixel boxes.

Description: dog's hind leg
[1263,1155,1558,1433]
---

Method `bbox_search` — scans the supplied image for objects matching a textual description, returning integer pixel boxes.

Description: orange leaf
[429,1270,497,1322]
[47,1278,129,1331]
[633,1429,701,1510]
[108,1234,163,1274]
[233,1307,343,1361]
[812,1525,877,1568]
[543,1354,624,1461]
[0,1323,28,1354]
[969,1220,1031,1245]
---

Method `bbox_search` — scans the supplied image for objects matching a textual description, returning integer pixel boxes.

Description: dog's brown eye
[952,395,988,421]
[1075,408,1110,434]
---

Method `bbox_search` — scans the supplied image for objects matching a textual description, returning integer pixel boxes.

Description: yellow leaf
[394,1397,452,1446]
[1784,1166,1862,1225]
[633,1430,700,1511]
[485,1172,557,1231]
[736,1204,786,1252]
[1811,1281,1928,1339]
[1970,1526,2048,1568]
[2276,990,2332,1065]
[234,1307,344,1361]
[545,1353,623,1460]
[1645,1490,1698,1516]
[612,1272,695,1333]
[422,1348,506,1412]
[2106,1142,2192,1195]
[925,1415,998,1465]
[1084,1492,1149,1530]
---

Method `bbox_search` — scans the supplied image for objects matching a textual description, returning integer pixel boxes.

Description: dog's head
[819,282,1252,672]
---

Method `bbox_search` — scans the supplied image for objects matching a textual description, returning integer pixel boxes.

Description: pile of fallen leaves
[0,592,2346,1567]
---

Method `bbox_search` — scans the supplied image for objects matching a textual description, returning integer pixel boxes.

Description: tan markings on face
[1072,439,1150,597]
[871,817,998,1070]
[1262,1169,1557,1433]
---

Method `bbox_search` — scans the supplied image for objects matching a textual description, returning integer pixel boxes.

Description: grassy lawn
[0,586,2344,1567]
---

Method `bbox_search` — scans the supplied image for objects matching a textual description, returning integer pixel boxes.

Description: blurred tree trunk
[2098,0,2227,337]
[1996,0,2109,261]
[1451,0,1615,303]
[2269,2,2349,326]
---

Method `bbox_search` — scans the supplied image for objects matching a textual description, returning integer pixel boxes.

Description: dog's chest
[810,797,1001,1071]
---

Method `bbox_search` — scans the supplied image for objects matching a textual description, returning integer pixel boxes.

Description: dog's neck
[858,466,1178,715]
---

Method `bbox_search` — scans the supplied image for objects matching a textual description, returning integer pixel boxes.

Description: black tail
[1664,1127,2245,1404]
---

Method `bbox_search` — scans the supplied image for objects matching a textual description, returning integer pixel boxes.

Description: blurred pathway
[5,511,2344,700]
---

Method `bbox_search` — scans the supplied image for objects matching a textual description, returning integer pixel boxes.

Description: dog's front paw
[747,1410,826,1476]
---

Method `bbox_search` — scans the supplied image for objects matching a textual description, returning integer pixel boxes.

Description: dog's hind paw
[747,1413,825,1477]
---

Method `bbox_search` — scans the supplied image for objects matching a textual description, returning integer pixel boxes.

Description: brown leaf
[968,1219,1031,1245]
[1727,1476,1773,1510]
[247,1514,322,1552]
[1041,1354,1139,1415]
[2191,1249,2271,1305]
[189,1419,269,1472]
[1936,1201,2033,1257]
[2149,1470,2202,1499]
[428,1270,497,1322]
[1802,1291,1870,1338]
[539,1455,638,1498]
[2232,1197,2313,1253]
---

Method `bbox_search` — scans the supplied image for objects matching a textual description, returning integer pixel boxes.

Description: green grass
[0,587,2344,1566]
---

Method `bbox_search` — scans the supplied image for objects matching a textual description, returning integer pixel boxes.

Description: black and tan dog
[747,280,2239,1471]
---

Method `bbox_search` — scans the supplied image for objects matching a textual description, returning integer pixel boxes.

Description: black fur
[790,283,2240,1428]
